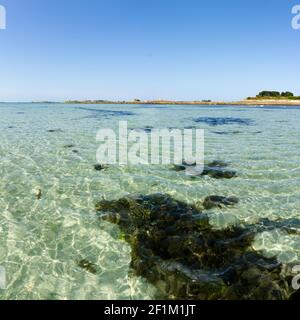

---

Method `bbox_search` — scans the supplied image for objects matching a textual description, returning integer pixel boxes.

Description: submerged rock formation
[202,161,237,179]
[94,164,108,171]
[96,193,292,300]
[172,160,237,179]
[203,195,239,210]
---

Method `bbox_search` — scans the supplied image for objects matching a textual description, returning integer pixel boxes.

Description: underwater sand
[0,103,299,299]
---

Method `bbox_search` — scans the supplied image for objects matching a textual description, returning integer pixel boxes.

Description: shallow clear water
[0,103,300,299]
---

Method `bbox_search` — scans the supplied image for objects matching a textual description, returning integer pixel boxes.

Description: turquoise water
[0,103,300,299]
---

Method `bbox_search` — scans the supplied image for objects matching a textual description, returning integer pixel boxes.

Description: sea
[0,103,299,299]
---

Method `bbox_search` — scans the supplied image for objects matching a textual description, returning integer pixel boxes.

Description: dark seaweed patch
[256,218,300,235]
[130,126,154,133]
[213,131,242,135]
[78,107,135,117]
[143,126,154,133]
[94,164,108,171]
[77,259,97,274]
[172,160,236,179]
[194,117,254,126]
[213,131,262,135]
[172,165,187,172]
[64,144,75,148]
[202,167,237,179]
[96,194,293,300]
[207,160,229,168]
[203,196,239,210]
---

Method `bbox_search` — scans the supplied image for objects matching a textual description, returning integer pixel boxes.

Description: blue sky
[0,0,299,101]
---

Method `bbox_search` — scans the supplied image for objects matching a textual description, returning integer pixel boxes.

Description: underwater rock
[172,160,237,179]
[202,167,237,179]
[77,259,97,274]
[94,164,108,171]
[203,161,236,179]
[96,193,291,300]
[203,196,239,210]
[35,189,42,200]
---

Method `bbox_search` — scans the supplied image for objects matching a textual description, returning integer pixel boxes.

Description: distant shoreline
[63,99,300,106]
[1,99,300,106]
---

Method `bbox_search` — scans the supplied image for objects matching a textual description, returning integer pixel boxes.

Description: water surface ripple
[0,103,299,299]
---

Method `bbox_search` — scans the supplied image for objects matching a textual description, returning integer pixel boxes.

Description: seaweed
[78,107,135,118]
[172,160,237,179]
[94,164,108,171]
[213,131,242,135]
[64,144,75,148]
[203,196,239,210]
[194,117,254,126]
[96,193,292,300]
[77,259,98,274]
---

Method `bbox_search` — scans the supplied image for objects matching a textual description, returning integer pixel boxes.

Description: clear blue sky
[0,0,300,101]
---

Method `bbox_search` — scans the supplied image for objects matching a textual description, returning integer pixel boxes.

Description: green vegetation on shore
[247,91,300,100]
